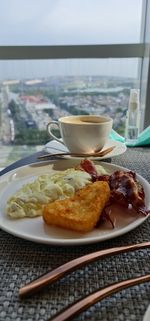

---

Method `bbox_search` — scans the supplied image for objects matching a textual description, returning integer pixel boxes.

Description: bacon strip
[79,159,98,181]
[80,159,150,219]
[109,170,149,216]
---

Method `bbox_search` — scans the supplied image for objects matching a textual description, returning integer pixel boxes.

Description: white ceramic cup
[47,115,113,153]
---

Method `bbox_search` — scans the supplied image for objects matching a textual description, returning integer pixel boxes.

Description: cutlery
[37,146,115,160]
[19,241,150,299]
[47,274,150,321]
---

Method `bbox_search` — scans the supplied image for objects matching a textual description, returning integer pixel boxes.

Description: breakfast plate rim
[0,159,149,246]
[143,305,150,321]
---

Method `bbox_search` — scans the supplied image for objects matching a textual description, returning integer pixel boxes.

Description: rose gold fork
[19,241,150,299]
[37,146,115,160]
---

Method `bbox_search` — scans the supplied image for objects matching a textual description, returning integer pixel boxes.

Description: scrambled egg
[6,164,107,219]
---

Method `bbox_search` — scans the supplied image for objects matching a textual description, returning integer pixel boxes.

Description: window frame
[139,0,150,129]
[0,43,145,60]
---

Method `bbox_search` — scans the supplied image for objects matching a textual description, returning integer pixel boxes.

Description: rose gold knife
[19,241,150,299]
[47,274,150,321]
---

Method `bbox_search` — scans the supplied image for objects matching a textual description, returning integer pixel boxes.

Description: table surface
[0,146,150,321]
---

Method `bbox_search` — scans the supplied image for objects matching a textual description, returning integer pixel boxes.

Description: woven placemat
[0,147,150,321]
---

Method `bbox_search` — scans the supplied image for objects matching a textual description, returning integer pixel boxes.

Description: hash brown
[43,181,110,232]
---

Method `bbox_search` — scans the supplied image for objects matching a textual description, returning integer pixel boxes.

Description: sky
[0,0,143,80]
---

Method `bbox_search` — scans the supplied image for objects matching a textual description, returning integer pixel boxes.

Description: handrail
[0,44,145,60]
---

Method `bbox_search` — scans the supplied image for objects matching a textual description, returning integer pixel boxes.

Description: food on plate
[79,159,150,227]
[43,181,110,232]
[6,158,149,234]
[6,164,107,218]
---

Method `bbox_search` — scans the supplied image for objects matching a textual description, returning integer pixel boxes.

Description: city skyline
[0,58,139,81]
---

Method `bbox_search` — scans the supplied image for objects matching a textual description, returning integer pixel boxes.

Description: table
[0,147,149,321]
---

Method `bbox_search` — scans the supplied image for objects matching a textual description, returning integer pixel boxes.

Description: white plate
[44,139,127,160]
[143,305,150,321]
[0,159,149,246]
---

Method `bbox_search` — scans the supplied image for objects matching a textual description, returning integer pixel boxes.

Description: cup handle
[47,121,65,145]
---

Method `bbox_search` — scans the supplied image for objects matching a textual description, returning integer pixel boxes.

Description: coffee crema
[61,116,110,124]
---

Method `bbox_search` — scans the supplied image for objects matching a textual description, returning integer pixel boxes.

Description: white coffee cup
[47,115,113,153]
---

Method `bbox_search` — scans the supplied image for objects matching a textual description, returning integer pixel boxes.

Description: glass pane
[0,0,143,45]
[0,58,140,168]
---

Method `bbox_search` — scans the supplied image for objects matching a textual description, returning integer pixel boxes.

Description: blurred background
[0,0,150,167]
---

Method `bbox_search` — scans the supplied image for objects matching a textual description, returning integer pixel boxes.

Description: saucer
[44,139,127,160]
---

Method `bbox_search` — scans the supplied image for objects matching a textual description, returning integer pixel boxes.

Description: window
[0,0,143,45]
[0,0,149,168]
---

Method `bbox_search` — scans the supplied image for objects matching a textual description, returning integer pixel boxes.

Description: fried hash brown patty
[43,181,110,233]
